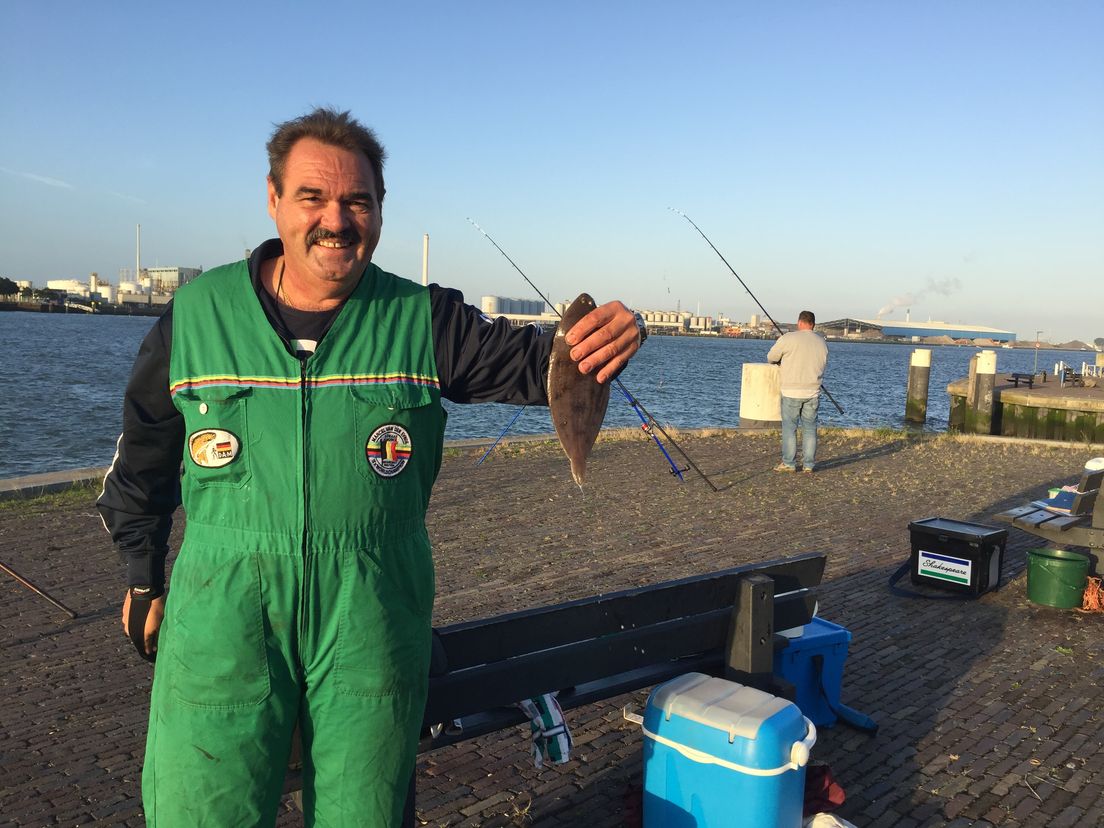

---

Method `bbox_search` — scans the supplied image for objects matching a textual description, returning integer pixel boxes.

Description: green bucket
[1026,548,1089,609]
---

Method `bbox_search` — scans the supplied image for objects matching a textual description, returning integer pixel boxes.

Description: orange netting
[1081,576,1104,613]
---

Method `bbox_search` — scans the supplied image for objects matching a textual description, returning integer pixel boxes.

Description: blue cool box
[773,617,851,728]
[641,673,814,828]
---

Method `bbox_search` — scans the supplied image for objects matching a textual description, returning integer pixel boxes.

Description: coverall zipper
[298,357,310,659]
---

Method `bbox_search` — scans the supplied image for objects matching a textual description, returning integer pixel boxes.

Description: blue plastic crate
[773,617,851,728]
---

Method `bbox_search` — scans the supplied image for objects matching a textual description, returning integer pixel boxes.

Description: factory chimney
[422,234,429,286]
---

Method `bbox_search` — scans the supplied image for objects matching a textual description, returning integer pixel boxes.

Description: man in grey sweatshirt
[767,310,829,472]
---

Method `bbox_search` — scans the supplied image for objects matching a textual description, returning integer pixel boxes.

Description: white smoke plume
[876,277,961,319]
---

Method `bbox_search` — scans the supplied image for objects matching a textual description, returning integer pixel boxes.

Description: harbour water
[0,311,1090,478]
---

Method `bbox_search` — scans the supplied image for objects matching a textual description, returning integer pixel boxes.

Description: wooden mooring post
[905,348,931,423]
[966,349,998,434]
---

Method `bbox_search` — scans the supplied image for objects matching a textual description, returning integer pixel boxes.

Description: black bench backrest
[424,552,825,728]
[1071,466,1102,523]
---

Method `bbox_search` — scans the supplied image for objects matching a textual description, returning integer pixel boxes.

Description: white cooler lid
[652,673,792,743]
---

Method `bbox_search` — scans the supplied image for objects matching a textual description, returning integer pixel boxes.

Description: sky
[2,1,1101,344]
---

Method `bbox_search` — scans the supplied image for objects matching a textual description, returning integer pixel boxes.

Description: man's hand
[122,590,166,658]
[563,300,641,384]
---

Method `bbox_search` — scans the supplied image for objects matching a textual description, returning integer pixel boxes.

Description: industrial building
[819,318,1016,344]
[46,274,115,304]
[479,295,557,328]
[146,266,201,294]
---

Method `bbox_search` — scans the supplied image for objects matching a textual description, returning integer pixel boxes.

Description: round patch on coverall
[366,424,412,477]
[188,429,241,468]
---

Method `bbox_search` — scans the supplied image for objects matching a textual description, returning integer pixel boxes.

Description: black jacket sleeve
[430,285,552,405]
[95,305,181,593]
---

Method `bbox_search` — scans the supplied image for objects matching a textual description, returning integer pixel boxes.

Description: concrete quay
[1,429,1102,827]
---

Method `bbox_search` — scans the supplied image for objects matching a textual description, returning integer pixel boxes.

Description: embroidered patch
[188,429,241,468]
[366,424,412,478]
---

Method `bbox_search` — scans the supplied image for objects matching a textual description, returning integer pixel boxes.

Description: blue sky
[2,1,1101,343]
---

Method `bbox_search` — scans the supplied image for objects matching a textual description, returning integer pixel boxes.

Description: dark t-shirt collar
[247,239,340,357]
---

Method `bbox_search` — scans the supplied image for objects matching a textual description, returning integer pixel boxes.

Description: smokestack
[136,224,141,289]
[906,308,910,322]
[421,234,429,286]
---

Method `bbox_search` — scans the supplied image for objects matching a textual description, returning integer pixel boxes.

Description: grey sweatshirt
[767,329,828,398]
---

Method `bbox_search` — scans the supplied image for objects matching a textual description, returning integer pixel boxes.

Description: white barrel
[976,349,997,374]
[739,364,781,428]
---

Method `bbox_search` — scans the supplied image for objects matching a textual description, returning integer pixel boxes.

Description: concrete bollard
[905,348,931,423]
[966,354,979,409]
[738,363,781,428]
[967,350,997,434]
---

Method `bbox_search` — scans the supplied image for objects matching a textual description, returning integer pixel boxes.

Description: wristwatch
[633,311,648,345]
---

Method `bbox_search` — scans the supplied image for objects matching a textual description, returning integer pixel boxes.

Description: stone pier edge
[2,428,1102,501]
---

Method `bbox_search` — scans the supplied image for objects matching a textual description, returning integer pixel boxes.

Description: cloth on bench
[516,693,573,768]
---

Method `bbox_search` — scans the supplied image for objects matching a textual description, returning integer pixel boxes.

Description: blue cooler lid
[643,673,813,773]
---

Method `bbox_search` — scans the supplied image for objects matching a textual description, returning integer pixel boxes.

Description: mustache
[307,227,359,246]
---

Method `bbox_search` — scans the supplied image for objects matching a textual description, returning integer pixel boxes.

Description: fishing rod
[474,404,526,466]
[669,208,845,415]
[1,559,78,619]
[468,219,721,488]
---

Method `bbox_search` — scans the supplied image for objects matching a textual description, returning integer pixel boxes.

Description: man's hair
[266,107,387,204]
[798,310,815,327]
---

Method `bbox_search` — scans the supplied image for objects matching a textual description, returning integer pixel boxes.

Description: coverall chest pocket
[349,384,440,484]
[177,387,253,488]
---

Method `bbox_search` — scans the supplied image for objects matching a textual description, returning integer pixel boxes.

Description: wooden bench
[285,552,826,799]
[1060,368,1085,387]
[997,465,1104,550]
[1008,372,1036,388]
[420,551,825,749]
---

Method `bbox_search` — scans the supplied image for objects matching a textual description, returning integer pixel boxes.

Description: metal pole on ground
[905,348,931,424]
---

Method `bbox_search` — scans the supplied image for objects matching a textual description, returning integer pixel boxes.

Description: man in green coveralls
[97,108,644,827]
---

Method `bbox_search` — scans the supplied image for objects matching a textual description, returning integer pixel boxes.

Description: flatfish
[548,293,612,486]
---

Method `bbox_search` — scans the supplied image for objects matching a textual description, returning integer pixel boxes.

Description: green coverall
[145,261,444,826]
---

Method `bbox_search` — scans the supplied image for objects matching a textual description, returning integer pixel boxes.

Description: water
[0,312,1088,478]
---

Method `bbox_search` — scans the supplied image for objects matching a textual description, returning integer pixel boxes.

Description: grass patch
[0,480,102,514]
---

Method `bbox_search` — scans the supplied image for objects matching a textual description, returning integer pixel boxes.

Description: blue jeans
[781,394,820,469]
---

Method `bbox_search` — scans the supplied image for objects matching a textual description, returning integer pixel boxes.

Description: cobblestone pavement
[1,430,1101,827]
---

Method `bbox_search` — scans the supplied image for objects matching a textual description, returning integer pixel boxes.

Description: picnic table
[996,464,1104,550]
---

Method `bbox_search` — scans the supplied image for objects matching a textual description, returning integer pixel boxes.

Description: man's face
[267,137,382,290]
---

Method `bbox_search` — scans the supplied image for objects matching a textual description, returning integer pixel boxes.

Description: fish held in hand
[548,293,612,486]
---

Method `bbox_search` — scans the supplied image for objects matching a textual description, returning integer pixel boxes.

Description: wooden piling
[905,348,931,423]
[968,350,998,434]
